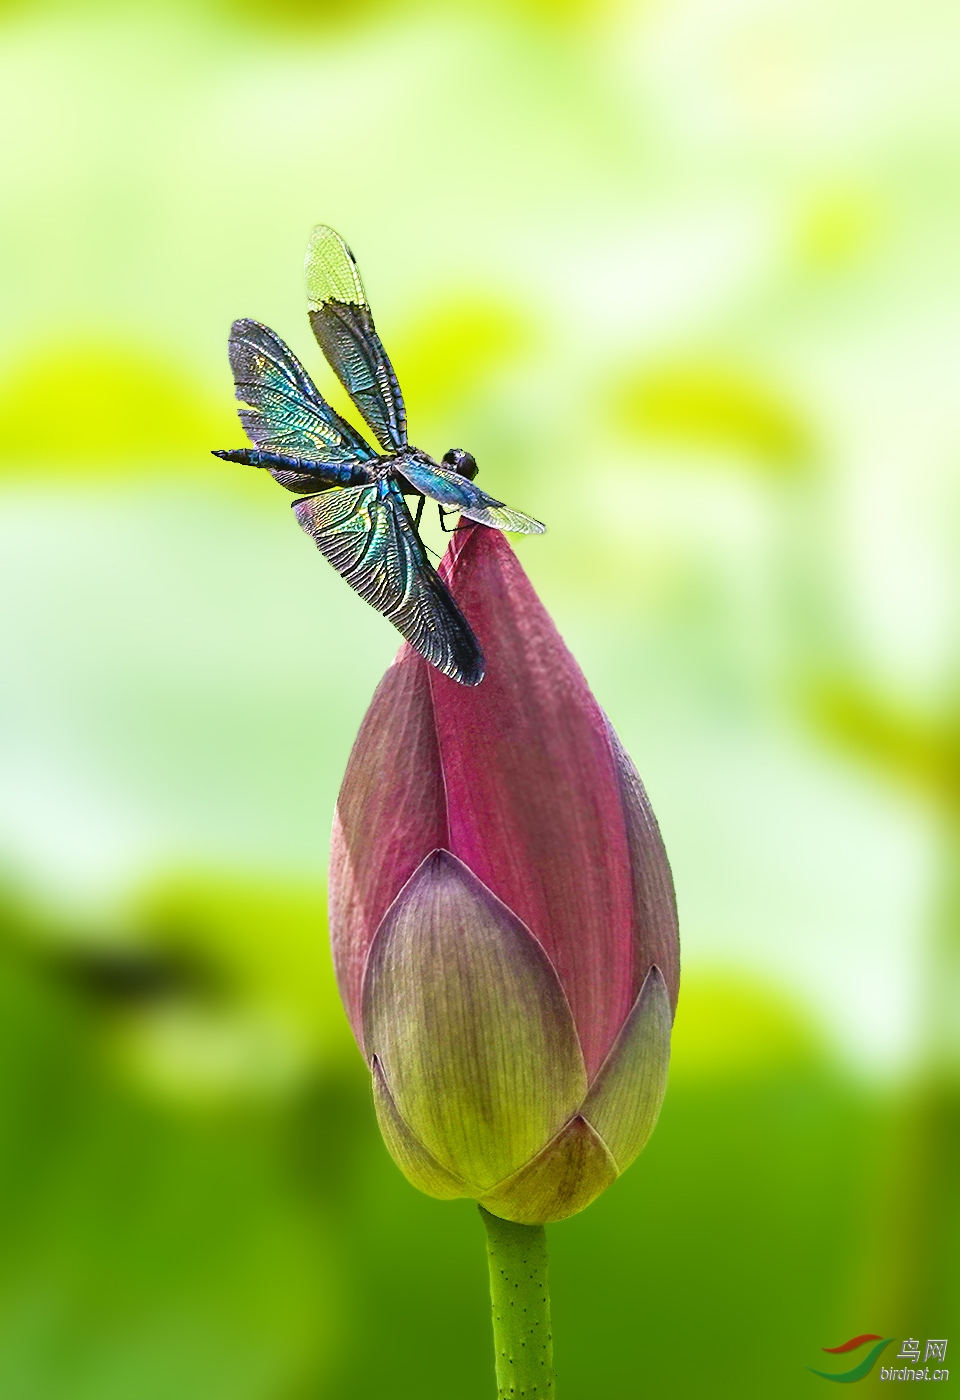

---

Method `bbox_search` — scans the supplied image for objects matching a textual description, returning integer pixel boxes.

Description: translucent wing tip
[503,511,546,535]
[305,224,366,309]
[306,223,353,256]
[461,505,547,535]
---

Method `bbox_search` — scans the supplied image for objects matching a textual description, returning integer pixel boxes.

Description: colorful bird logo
[808,1335,894,1382]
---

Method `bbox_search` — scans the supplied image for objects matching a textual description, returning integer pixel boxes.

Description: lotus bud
[330,526,679,1224]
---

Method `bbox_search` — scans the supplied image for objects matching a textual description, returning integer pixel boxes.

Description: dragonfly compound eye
[442,448,478,480]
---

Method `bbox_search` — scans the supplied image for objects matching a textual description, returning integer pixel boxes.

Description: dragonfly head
[442,448,478,481]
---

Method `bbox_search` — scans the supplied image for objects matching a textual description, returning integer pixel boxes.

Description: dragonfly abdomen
[212,448,367,485]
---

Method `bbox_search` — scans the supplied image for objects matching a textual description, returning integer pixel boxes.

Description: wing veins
[292,484,483,683]
[305,225,407,452]
[227,318,376,463]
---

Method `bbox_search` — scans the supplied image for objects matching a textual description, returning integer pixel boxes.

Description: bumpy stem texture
[480,1206,555,1397]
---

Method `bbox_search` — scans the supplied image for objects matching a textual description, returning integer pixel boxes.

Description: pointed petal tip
[645,963,668,996]
[479,1115,618,1224]
[581,964,672,1173]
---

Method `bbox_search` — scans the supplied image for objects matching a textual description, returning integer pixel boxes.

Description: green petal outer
[581,966,672,1172]
[371,1056,469,1200]
[479,1115,618,1225]
[362,850,587,1193]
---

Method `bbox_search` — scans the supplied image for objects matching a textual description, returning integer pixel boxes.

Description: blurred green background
[0,0,957,1394]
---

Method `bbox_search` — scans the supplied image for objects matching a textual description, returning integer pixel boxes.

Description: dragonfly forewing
[395,456,545,535]
[305,226,407,453]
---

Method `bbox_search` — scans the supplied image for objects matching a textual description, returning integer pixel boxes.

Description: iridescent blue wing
[229,319,377,465]
[395,456,545,535]
[304,226,407,453]
[292,483,484,685]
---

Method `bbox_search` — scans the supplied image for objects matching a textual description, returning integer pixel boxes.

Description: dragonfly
[212,225,544,686]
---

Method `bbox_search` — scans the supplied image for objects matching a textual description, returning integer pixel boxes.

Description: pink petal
[329,654,447,1042]
[605,719,680,1014]
[429,527,637,1078]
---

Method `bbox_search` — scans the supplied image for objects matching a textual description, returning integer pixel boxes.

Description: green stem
[479,1205,555,1398]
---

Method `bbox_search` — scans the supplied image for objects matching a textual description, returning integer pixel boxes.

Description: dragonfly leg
[413,495,425,531]
[438,506,462,533]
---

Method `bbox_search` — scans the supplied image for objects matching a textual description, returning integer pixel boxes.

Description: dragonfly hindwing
[292,484,484,685]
